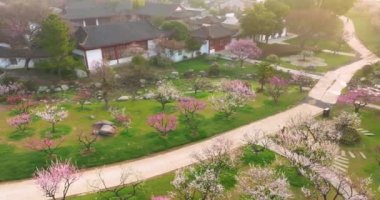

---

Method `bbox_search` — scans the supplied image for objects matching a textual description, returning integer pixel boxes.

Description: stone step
[335,158,349,164]
[360,130,370,133]
[364,133,375,136]
[341,150,346,157]
[359,152,367,159]
[348,151,356,158]
[333,161,349,168]
[333,165,347,173]
[357,128,365,131]
[336,155,349,161]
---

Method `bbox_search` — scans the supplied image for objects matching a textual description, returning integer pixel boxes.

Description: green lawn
[280,52,356,74]
[0,81,306,181]
[175,57,259,79]
[348,10,380,56]
[70,147,311,200]
[332,106,380,198]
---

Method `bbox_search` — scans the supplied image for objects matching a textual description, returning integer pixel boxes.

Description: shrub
[241,146,276,166]
[131,55,148,66]
[207,62,220,77]
[149,56,173,68]
[276,166,312,188]
[340,127,361,145]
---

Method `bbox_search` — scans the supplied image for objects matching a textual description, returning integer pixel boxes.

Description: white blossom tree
[155,82,181,111]
[239,167,292,200]
[36,105,68,134]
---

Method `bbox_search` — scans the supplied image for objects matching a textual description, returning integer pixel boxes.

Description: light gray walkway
[368,104,380,111]
[322,49,357,57]
[0,16,378,200]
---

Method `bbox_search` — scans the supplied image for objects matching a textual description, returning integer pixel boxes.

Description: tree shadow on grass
[8,128,35,141]
[39,125,72,139]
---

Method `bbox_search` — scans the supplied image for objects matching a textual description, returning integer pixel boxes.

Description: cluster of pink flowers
[6,95,23,105]
[338,87,380,112]
[35,160,79,199]
[147,113,177,136]
[178,98,207,114]
[269,76,288,87]
[74,89,92,103]
[222,80,255,98]
[7,113,31,130]
[226,39,262,60]
[114,114,132,128]
[26,138,57,151]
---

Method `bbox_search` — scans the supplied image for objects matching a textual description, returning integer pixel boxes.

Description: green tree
[286,9,339,49]
[241,4,277,43]
[185,37,202,58]
[321,0,356,15]
[264,0,290,37]
[36,14,80,78]
[161,21,190,41]
[256,62,275,92]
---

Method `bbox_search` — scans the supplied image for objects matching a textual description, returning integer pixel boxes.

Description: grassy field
[280,52,356,74]
[0,77,306,181]
[69,147,311,200]
[348,10,380,56]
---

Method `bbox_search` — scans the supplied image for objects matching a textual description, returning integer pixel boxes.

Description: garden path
[0,16,378,200]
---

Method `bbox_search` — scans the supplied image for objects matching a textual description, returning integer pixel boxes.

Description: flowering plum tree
[338,88,380,113]
[226,39,262,67]
[267,76,288,103]
[239,167,292,200]
[35,105,68,134]
[171,168,224,200]
[155,82,180,111]
[273,115,340,168]
[211,80,256,119]
[35,160,79,200]
[147,113,177,137]
[109,107,132,132]
[74,88,92,110]
[77,132,97,155]
[291,73,313,93]
[7,113,31,131]
[178,98,206,134]
[26,137,64,158]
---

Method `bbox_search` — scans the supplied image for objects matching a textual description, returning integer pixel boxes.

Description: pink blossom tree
[211,80,256,119]
[267,76,288,103]
[147,113,177,137]
[226,39,262,68]
[25,137,64,158]
[178,98,206,134]
[338,88,380,113]
[7,113,31,132]
[109,107,132,132]
[291,73,313,93]
[35,160,79,200]
[35,105,68,134]
[74,88,92,110]
[0,82,23,96]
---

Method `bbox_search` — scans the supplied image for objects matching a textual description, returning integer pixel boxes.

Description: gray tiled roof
[63,0,132,20]
[76,20,166,49]
[191,24,237,39]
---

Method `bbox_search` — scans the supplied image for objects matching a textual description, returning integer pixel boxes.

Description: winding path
[0,17,379,200]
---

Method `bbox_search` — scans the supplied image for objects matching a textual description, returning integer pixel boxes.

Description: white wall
[147,40,157,57]
[85,49,103,71]
[0,58,35,69]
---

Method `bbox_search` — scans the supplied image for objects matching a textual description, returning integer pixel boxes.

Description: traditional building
[75,20,167,70]
[191,24,237,53]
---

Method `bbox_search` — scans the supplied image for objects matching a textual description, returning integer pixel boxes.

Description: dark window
[9,58,17,65]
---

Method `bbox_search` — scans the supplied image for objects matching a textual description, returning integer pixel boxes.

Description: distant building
[61,0,202,27]
[191,24,237,53]
[74,20,167,70]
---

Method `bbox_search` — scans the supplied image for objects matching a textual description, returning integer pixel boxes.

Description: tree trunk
[24,58,31,70]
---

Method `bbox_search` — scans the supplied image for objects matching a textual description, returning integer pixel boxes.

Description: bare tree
[90,168,143,200]
[77,132,97,155]
[91,61,117,109]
